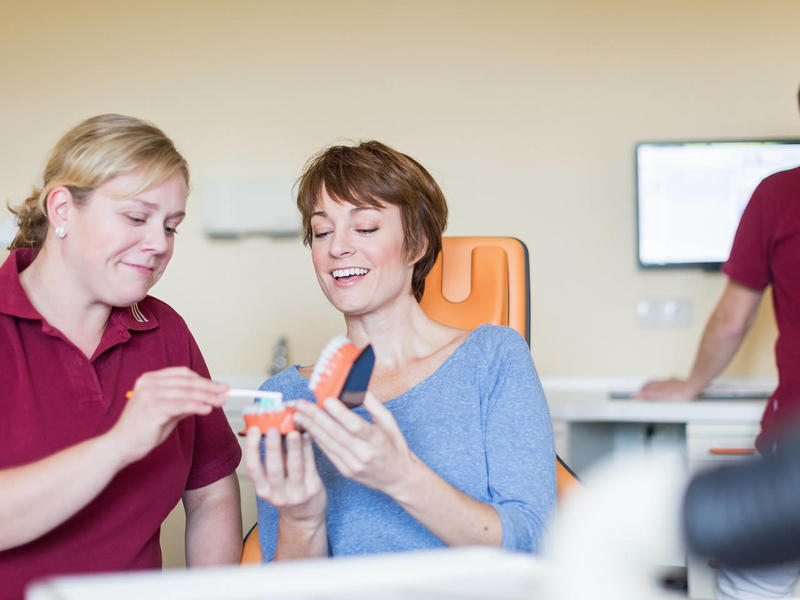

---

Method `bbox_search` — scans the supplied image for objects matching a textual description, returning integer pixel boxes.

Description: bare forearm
[0,432,128,550]
[686,306,753,393]
[184,474,242,566]
[273,517,328,560]
[390,457,502,547]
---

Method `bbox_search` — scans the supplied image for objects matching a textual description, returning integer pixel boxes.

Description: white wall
[2,0,798,380]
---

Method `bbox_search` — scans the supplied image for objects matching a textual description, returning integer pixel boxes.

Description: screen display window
[636,140,800,268]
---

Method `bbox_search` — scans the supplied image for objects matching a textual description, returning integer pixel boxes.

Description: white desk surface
[543,377,769,424]
[27,547,545,600]
[547,390,765,424]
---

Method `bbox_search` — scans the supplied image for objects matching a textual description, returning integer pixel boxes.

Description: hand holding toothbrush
[109,367,228,466]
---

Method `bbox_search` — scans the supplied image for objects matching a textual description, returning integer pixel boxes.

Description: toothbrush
[125,388,281,400]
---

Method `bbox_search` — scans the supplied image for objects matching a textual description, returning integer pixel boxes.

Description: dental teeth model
[240,392,297,435]
[308,336,375,409]
[242,336,375,436]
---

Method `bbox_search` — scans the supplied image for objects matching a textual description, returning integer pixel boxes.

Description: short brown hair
[296,140,448,301]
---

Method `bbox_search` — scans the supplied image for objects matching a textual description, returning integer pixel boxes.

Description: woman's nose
[329,230,355,257]
[143,224,170,253]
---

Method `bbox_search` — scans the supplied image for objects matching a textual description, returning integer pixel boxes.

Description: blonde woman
[0,114,242,599]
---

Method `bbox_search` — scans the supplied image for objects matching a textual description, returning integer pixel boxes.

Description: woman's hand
[294,392,418,499]
[108,366,228,465]
[244,427,327,527]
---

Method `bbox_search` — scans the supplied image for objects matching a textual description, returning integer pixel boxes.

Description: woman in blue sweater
[244,140,556,561]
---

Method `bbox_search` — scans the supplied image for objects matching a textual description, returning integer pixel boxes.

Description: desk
[548,389,764,474]
[28,547,546,600]
[547,382,767,600]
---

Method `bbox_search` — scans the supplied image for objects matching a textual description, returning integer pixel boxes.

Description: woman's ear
[45,186,74,232]
[408,238,428,267]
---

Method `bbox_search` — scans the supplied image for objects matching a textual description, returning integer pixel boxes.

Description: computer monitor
[636,140,800,269]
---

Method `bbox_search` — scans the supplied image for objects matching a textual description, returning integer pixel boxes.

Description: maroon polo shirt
[723,167,800,453]
[0,248,242,600]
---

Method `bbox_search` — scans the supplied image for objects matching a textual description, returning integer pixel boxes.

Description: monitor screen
[636,140,800,268]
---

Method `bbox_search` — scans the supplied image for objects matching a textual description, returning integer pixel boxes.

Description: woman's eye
[356,228,378,234]
[165,226,179,236]
[126,215,146,225]
[313,231,332,239]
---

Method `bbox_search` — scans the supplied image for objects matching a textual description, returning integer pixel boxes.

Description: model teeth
[332,268,369,279]
[309,336,349,390]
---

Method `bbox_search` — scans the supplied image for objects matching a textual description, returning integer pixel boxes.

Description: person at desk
[0,114,243,600]
[244,140,556,561]
[639,87,800,599]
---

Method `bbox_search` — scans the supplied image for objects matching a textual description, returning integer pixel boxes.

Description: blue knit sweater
[256,324,556,559]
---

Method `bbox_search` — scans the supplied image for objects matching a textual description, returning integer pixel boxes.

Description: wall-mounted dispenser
[200,176,300,238]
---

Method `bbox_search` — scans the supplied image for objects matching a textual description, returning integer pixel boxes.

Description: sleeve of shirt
[722,178,773,291]
[483,327,557,553]
[184,329,242,490]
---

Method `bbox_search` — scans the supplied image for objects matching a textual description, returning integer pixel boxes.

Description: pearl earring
[55,226,66,239]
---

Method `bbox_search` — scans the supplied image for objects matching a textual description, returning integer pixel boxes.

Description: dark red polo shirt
[723,167,800,453]
[0,248,242,600]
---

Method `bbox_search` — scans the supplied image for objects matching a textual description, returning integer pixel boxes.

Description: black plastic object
[339,344,375,408]
[683,433,800,567]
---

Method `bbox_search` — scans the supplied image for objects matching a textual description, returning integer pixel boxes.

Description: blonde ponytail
[8,189,47,249]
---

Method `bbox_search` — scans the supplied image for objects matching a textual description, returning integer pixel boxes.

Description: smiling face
[310,187,415,316]
[61,170,187,307]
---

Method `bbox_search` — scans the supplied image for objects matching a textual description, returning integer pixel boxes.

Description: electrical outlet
[636,299,692,328]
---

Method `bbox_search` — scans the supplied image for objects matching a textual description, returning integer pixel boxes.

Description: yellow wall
[2,0,797,379]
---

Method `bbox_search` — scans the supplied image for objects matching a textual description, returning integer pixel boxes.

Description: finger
[635,381,663,396]
[133,377,227,396]
[179,401,214,416]
[298,411,365,477]
[316,397,372,438]
[298,398,366,438]
[132,383,227,408]
[309,431,358,479]
[125,398,213,429]
[361,393,401,434]
[136,369,229,396]
[296,402,362,452]
[148,397,217,420]
[264,428,287,485]
[284,431,304,486]
[243,428,271,497]
[142,366,198,378]
[301,433,319,486]
[155,375,229,399]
